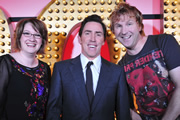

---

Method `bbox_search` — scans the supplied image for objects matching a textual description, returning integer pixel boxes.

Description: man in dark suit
[46,14,131,120]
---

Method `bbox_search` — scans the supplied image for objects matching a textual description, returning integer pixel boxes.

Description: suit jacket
[46,55,131,120]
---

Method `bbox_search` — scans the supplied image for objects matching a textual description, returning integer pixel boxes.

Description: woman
[0,18,51,120]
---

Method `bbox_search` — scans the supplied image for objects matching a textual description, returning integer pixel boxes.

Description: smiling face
[20,23,42,55]
[113,14,142,51]
[78,21,105,60]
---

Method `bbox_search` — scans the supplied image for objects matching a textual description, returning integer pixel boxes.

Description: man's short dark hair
[79,14,107,39]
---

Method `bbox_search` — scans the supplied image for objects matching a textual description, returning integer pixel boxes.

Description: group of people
[0,2,180,120]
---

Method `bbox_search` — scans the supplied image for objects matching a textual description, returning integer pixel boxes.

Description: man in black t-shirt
[109,2,180,120]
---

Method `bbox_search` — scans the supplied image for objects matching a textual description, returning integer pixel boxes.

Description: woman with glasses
[0,18,51,120]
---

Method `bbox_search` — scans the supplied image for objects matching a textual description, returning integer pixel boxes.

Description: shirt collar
[80,54,101,72]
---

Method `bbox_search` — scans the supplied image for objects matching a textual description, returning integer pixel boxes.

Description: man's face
[78,21,105,60]
[113,15,141,51]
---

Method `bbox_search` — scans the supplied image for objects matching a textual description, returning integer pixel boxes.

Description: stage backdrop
[1,0,178,71]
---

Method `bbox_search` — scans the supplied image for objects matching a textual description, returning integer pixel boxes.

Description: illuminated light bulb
[48,31,52,36]
[54,8,59,13]
[47,16,52,21]
[112,35,116,39]
[136,110,140,114]
[54,39,59,43]
[164,0,170,5]
[92,7,97,12]
[39,54,44,58]
[62,24,67,28]
[0,41,5,46]
[122,47,126,52]
[48,38,52,43]
[70,8,74,13]
[55,31,59,36]
[172,31,177,36]
[47,24,52,28]
[107,8,112,13]
[0,27,5,31]
[100,7,104,12]
[0,49,5,53]
[114,55,118,59]
[0,19,5,24]
[85,0,89,5]
[54,46,59,51]
[165,31,170,34]
[54,54,59,58]
[101,15,104,20]
[92,0,97,5]
[6,49,11,53]
[77,0,82,5]
[0,34,5,38]
[6,41,11,46]
[115,0,120,5]
[114,47,119,52]
[172,24,177,28]
[107,31,112,36]
[107,0,112,5]
[63,8,68,13]
[114,39,119,44]
[55,23,60,28]
[63,16,67,21]
[36,55,40,59]
[40,16,45,21]
[172,1,178,6]
[100,0,105,5]
[61,32,66,36]
[48,8,53,13]
[164,8,170,13]
[70,0,74,5]
[47,47,51,51]
[69,15,74,20]
[62,0,67,5]
[47,62,51,66]
[6,34,10,38]
[55,16,60,21]
[172,16,177,21]
[46,54,51,58]
[172,8,177,13]
[77,15,82,20]
[107,24,111,28]
[55,0,60,5]
[78,7,83,13]
[164,23,170,28]
[164,16,170,21]
[85,8,89,13]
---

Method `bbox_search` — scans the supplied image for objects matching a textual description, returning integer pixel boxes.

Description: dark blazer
[46,55,130,120]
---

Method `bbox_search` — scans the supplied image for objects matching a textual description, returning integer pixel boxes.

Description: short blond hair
[109,2,145,36]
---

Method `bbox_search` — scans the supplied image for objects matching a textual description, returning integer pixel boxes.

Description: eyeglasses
[22,32,42,39]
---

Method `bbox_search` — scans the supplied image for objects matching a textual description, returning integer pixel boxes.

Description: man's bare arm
[162,66,180,120]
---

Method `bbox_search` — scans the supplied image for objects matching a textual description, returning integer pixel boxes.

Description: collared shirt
[80,54,101,94]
